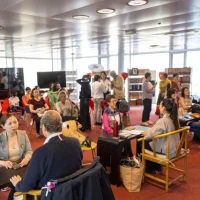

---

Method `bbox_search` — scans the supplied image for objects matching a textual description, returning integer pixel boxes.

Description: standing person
[76,75,91,131]
[141,72,157,126]
[171,74,181,93]
[29,88,49,138]
[1,71,8,89]
[8,91,26,119]
[9,110,82,200]
[156,73,171,114]
[100,71,110,100]
[110,70,125,100]
[92,75,108,125]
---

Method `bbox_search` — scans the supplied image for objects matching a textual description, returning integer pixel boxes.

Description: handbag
[81,136,91,147]
[120,158,144,192]
[192,104,200,113]
[118,100,130,113]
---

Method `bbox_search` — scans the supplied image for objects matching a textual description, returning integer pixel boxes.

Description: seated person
[0,102,2,118]
[102,94,133,157]
[29,88,49,138]
[142,98,179,174]
[22,87,31,113]
[8,91,26,119]
[179,87,200,141]
[56,91,79,122]
[0,114,32,194]
[10,110,83,200]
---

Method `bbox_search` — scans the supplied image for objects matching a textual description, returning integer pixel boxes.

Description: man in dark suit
[9,110,83,200]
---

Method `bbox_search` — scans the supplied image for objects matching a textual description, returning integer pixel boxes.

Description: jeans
[142,98,152,122]
[93,98,103,123]
[190,121,200,140]
[9,106,25,116]
[33,115,41,134]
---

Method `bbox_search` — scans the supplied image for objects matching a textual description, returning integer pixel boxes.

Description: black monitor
[37,71,66,88]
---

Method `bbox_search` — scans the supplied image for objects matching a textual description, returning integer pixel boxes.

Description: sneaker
[1,187,10,192]
[30,120,33,126]
[20,115,25,120]
[147,121,153,125]
[141,122,149,126]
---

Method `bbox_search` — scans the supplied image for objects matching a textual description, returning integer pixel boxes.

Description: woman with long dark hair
[179,87,200,141]
[142,98,179,173]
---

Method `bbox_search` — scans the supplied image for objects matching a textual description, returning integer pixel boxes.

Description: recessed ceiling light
[97,8,115,14]
[127,0,148,6]
[72,15,89,20]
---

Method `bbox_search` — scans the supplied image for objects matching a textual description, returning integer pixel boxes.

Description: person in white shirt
[92,75,108,125]
[100,71,110,99]
[8,91,25,118]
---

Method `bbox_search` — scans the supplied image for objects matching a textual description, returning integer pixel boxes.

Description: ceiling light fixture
[97,8,115,14]
[127,0,148,6]
[72,15,89,20]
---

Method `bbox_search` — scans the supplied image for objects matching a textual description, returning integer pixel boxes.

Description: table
[97,126,149,186]
[0,166,27,188]
[179,113,200,127]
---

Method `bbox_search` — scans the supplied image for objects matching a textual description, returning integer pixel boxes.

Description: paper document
[121,129,144,135]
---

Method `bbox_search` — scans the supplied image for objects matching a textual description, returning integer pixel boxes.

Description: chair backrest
[44,96,50,108]
[150,127,189,159]
[0,99,9,114]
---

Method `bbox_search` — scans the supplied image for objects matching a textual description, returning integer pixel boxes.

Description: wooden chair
[14,163,91,200]
[138,127,189,192]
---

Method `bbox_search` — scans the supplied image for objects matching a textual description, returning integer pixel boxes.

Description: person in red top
[22,87,31,112]
[171,74,181,93]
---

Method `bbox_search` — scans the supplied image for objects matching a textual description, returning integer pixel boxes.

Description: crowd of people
[0,69,199,199]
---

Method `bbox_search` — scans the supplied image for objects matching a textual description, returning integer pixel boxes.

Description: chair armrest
[14,190,41,197]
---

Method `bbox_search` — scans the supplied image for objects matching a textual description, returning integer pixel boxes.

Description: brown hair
[0,114,16,126]
[31,88,39,98]
[106,94,115,103]
[58,91,67,101]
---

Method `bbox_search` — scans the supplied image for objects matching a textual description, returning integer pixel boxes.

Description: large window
[187,51,200,95]
[172,53,184,68]
[109,56,118,73]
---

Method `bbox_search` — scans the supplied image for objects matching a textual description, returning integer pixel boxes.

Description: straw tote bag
[120,164,144,192]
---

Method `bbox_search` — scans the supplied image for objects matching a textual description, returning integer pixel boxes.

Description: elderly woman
[56,91,79,122]
[0,114,32,195]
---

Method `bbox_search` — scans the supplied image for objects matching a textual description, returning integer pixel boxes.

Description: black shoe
[96,122,102,126]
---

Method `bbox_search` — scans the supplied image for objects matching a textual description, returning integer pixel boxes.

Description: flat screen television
[37,71,66,88]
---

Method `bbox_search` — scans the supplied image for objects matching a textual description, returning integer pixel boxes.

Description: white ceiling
[0,0,200,58]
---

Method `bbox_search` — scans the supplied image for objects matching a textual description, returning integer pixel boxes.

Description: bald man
[9,110,82,200]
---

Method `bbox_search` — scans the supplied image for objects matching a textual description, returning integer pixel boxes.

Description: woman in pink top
[102,94,133,157]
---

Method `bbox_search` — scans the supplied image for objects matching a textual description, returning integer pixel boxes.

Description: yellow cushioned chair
[138,127,189,192]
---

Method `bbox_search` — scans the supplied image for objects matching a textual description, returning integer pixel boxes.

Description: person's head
[58,91,67,102]
[31,88,40,98]
[94,75,100,82]
[110,71,117,79]
[41,110,62,137]
[161,73,168,80]
[160,98,179,130]
[34,86,40,90]
[11,90,17,97]
[82,75,91,83]
[25,87,31,94]
[56,82,61,89]
[181,87,190,98]
[173,73,179,81]
[106,94,116,109]
[145,72,151,81]
[49,82,54,90]
[167,88,177,99]
[0,114,18,134]
[100,71,107,80]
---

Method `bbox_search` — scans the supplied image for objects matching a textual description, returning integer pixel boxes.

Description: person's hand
[141,131,147,136]
[10,175,22,187]
[19,158,29,167]
[154,82,157,87]
[0,160,13,169]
